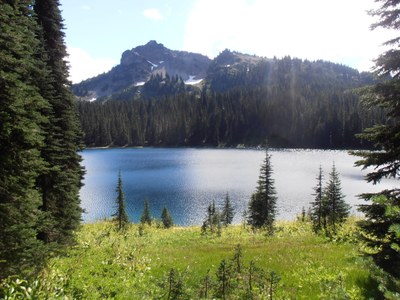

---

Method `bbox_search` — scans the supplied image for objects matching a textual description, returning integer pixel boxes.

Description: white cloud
[143,8,164,21]
[184,0,393,71]
[82,5,90,11]
[66,47,117,83]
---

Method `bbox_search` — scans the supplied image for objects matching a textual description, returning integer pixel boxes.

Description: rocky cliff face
[72,41,211,100]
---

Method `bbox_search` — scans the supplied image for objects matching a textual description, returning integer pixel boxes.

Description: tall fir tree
[0,1,48,278]
[33,0,84,245]
[310,166,326,232]
[351,0,400,285]
[323,163,350,233]
[247,148,277,233]
[221,192,235,226]
[113,171,129,231]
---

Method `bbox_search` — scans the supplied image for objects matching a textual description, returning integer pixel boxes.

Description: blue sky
[60,0,392,83]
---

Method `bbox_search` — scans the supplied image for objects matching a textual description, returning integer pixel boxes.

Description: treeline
[0,1,83,279]
[78,56,383,149]
[78,83,382,149]
[205,53,375,94]
[97,73,197,101]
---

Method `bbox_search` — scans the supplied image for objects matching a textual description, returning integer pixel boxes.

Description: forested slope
[78,56,382,149]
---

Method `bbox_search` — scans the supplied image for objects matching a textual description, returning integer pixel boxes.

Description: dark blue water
[80,148,396,225]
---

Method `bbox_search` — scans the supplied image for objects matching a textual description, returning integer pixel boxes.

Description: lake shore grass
[1,218,379,299]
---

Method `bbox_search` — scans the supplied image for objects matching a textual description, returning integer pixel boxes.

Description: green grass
[1,219,379,299]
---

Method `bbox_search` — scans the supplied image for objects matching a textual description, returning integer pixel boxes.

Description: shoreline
[81,144,368,151]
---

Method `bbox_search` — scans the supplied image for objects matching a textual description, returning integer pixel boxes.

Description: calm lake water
[80,148,397,226]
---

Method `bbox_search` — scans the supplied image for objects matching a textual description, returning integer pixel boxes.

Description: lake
[80,148,396,226]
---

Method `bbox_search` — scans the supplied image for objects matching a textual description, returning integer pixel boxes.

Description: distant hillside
[203,49,375,94]
[77,57,382,148]
[75,42,383,149]
[72,40,211,100]
[72,41,374,102]
[203,49,266,92]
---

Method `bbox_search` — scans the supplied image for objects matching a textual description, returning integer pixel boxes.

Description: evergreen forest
[78,58,384,149]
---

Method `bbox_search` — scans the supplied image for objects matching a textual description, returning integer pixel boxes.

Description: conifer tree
[140,199,152,225]
[201,202,214,234]
[162,268,186,300]
[351,0,400,284]
[201,201,221,234]
[113,171,129,231]
[209,201,217,228]
[215,259,233,299]
[221,192,235,226]
[247,148,277,233]
[161,206,174,228]
[33,0,84,245]
[231,244,243,274]
[324,163,349,233]
[310,166,326,232]
[0,1,48,278]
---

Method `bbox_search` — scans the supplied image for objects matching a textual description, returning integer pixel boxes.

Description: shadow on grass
[357,275,382,299]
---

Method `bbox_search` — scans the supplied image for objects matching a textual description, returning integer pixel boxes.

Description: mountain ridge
[72,40,373,102]
[72,40,211,100]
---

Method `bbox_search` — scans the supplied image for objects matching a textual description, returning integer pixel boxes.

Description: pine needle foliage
[113,171,129,231]
[0,0,84,277]
[0,1,49,278]
[310,165,325,232]
[324,163,350,234]
[351,0,400,286]
[34,0,84,246]
[310,164,350,235]
[247,148,277,233]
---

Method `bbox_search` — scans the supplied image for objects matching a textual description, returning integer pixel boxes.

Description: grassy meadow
[1,218,380,299]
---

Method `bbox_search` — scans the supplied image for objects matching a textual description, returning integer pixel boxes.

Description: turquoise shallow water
[79,148,397,225]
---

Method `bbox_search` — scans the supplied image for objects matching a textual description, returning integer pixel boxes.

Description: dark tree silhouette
[34,0,84,246]
[0,1,48,278]
[140,199,152,225]
[351,0,400,286]
[161,206,174,228]
[323,163,350,234]
[310,166,325,232]
[221,193,235,226]
[248,148,277,233]
[113,171,129,231]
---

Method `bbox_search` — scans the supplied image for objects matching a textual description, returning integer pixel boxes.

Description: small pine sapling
[140,199,152,225]
[161,206,174,228]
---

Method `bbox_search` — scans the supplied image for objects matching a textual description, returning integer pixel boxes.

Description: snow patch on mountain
[147,60,158,71]
[185,75,203,85]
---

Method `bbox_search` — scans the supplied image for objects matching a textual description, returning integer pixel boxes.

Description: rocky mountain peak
[72,41,212,99]
[121,40,170,66]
